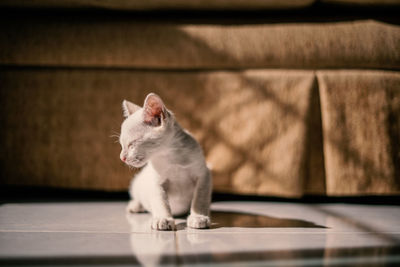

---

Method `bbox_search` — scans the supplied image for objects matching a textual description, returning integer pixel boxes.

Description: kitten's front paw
[151,217,175,231]
[187,214,210,229]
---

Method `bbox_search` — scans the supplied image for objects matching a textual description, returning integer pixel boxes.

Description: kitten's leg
[187,169,212,229]
[150,182,175,231]
[126,176,145,213]
[126,200,145,213]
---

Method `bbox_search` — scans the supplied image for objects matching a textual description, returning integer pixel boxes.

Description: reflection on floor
[0,201,399,266]
[210,211,327,228]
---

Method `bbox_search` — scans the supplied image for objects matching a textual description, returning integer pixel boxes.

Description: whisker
[109,130,120,138]
[109,131,121,143]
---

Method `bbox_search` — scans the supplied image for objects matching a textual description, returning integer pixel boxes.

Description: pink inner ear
[144,97,164,124]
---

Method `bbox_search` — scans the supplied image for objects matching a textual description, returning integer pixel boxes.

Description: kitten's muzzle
[128,158,147,168]
[123,155,146,168]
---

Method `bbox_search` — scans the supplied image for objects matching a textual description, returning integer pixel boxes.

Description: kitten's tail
[206,162,213,171]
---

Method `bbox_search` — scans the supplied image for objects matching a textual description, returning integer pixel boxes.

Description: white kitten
[119,93,212,230]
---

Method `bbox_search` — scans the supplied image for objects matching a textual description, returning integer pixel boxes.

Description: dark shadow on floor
[311,205,400,244]
[1,245,399,266]
[210,211,327,229]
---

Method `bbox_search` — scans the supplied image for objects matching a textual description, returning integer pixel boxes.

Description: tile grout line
[174,230,183,266]
[1,229,400,235]
[176,231,400,235]
[0,230,166,234]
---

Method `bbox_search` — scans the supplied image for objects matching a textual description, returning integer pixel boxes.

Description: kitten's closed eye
[128,140,139,149]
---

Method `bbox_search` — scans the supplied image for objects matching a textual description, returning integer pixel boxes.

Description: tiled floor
[0,201,399,266]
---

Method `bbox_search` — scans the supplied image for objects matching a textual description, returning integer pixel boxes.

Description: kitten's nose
[120,155,126,162]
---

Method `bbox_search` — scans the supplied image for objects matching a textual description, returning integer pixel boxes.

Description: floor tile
[0,202,132,233]
[316,204,400,233]
[0,232,133,257]
[1,200,399,266]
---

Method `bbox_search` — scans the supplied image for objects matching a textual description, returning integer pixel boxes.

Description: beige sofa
[0,0,399,197]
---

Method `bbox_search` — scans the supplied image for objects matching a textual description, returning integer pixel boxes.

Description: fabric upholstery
[0,69,323,196]
[1,69,399,196]
[1,18,399,70]
[318,70,400,195]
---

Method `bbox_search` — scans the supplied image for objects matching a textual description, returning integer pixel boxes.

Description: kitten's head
[119,93,171,168]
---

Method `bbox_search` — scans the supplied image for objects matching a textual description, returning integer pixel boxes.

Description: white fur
[120,93,212,230]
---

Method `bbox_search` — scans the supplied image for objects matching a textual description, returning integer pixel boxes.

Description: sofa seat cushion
[0,17,399,70]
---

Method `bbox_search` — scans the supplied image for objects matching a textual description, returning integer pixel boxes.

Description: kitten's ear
[122,100,141,118]
[143,93,166,127]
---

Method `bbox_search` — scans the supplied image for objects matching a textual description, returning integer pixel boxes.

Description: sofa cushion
[0,17,399,70]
